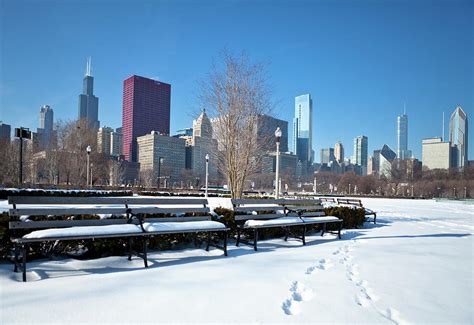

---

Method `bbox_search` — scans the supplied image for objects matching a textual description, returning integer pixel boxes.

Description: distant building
[262,152,298,175]
[137,131,185,181]
[97,127,114,155]
[192,110,218,180]
[122,75,171,162]
[320,148,335,164]
[0,122,11,142]
[353,135,368,175]
[36,105,55,150]
[173,128,193,138]
[422,137,453,170]
[379,144,397,179]
[110,127,123,157]
[78,57,100,129]
[449,106,468,168]
[334,141,344,163]
[397,111,412,159]
[293,94,313,163]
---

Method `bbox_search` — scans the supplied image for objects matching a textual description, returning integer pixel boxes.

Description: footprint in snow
[306,258,333,274]
[281,281,313,315]
[282,298,301,315]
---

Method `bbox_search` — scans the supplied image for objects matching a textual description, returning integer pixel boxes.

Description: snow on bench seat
[23,224,143,239]
[244,217,303,228]
[143,220,226,233]
[302,216,341,223]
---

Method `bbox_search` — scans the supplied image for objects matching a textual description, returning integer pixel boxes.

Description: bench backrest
[336,198,363,207]
[319,197,336,203]
[231,198,325,221]
[8,196,211,230]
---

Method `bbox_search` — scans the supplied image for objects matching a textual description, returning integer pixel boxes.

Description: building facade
[110,127,123,157]
[191,110,218,180]
[422,137,452,170]
[137,131,185,182]
[78,57,100,129]
[379,144,397,179]
[353,135,368,175]
[256,114,289,153]
[293,94,313,163]
[449,106,468,168]
[0,122,11,142]
[122,75,171,162]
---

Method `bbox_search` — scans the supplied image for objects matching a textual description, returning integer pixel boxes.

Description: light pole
[86,145,91,188]
[157,157,163,189]
[274,127,282,199]
[464,187,467,199]
[90,163,93,188]
[453,187,456,198]
[411,185,414,197]
[349,183,351,195]
[205,154,209,198]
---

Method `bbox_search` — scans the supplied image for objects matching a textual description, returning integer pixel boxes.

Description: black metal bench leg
[338,222,342,239]
[128,238,133,261]
[321,223,326,237]
[374,214,377,224]
[236,227,241,247]
[223,231,228,256]
[14,243,19,273]
[22,244,27,282]
[206,232,211,252]
[254,228,258,251]
[143,238,148,268]
[284,227,289,241]
[302,225,306,245]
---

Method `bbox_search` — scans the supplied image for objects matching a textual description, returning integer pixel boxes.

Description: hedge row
[0,206,366,261]
[0,189,133,200]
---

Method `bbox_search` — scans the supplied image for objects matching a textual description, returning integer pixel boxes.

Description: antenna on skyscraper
[442,111,445,141]
[403,102,406,115]
[85,57,92,77]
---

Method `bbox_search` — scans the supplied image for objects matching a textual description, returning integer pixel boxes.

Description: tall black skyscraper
[78,57,100,128]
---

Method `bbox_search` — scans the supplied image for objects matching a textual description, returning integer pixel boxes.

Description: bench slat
[9,207,210,217]
[232,199,322,205]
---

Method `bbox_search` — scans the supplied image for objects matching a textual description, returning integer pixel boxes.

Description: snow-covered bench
[336,198,377,224]
[231,199,342,251]
[8,196,228,282]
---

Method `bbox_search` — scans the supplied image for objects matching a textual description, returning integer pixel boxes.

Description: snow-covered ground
[1,198,473,324]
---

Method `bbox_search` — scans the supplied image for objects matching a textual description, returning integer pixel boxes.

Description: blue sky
[1,0,472,161]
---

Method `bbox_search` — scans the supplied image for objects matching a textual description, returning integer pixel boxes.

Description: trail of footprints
[282,239,405,324]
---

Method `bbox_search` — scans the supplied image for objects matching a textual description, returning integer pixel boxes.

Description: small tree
[199,50,273,198]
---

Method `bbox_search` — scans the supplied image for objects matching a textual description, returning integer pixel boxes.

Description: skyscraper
[255,114,288,152]
[78,57,100,129]
[37,105,54,148]
[122,75,171,162]
[449,106,468,168]
[293,94,313,163]
[0,122,11,142]
[353,135,368,175]
[97,126,114,155]
[334,141,344,163]
[320,148,335,164]
[397,110,412,159]
[110,127,123,157]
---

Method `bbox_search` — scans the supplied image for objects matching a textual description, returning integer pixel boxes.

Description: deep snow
[1,198,473,324]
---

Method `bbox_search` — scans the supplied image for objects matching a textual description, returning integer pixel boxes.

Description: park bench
[319,197,336,203]
[8,196,228,282]
[336,198,377,224]
[231,199,342,251]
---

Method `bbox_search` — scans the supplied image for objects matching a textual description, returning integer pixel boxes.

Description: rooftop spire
[85,57,92,77]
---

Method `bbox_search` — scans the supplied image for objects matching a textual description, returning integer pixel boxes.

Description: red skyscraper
[122,75,171,162]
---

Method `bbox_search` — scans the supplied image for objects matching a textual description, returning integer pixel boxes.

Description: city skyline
[1,0,472,160]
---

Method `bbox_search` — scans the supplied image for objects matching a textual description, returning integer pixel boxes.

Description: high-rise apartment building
[37,105,54,149]
[334,141,344,163]
[97,127,114,155]
[353,135,368,175]
[78,57,100,129]
[122,75,171,162]
[449,106,468,168]
[0,122,11,142]
[192,110,218,180]
[256,114,288,152]
[110,127,123,157]
[397,111,412,159]
[293,94,313,163]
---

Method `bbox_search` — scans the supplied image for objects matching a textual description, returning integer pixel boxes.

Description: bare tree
[199,50,273,198]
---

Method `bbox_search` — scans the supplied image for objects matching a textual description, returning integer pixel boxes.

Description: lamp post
[349,183,351,195]
[90,163,93,188]
[86,145,91,188]
[157,157,163,189]
[464,187,467,199]
[274,127,282,199]
[205,154,209,198]
[453,187,456,198]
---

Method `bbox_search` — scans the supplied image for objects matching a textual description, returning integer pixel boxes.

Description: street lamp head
[205,154,209,162]
[275,127,282,142]
[159,157,164,164]
[86,145,91,154]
